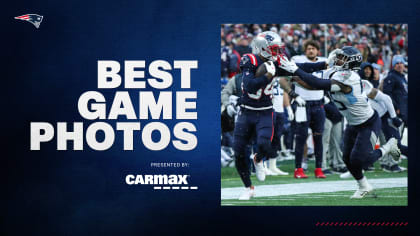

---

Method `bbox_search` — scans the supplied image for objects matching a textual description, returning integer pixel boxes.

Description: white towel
[295,106,307,122]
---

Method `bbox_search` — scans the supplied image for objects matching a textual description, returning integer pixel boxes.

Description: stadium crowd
[222,24,407,82]
[221,24,408,177]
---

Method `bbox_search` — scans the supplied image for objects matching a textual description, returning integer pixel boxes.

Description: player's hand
[294,96,306,106]
[278,55,298,73]
[264,61,276,77]
[326,49,339,67]
[392,117,403,127]
[227,104,238,117]
[286,106,294,121]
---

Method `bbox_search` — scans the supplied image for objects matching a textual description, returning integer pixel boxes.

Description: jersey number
[248,83,274,100]
[273,81,283,96]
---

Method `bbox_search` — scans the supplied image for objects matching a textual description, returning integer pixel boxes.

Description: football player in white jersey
[278,46,401,198]
[267,77,292,175]
[290,41,327,179]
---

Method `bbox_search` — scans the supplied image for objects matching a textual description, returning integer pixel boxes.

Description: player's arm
[275,61,326,76]
[283,91,294,121]
[279,76,317,95]
[293,69,352,93]
[291,76,320,90]
[240,55,274,93]
[279,77,306,106]
[330,80,352,93]
[283,91,291,107]
[278,56,352,93]
[372,88,402,126]
[242,68,271,93]
[366,87,378,99]
[277,56,331,90]
[293,68,332,90]
[369,88,398,119]
[296,61,327,73]
[279,77,294,95]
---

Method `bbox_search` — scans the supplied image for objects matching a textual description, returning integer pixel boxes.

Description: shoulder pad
[240,54,259,68]
[324,68,337,79]
[331,70,352,81]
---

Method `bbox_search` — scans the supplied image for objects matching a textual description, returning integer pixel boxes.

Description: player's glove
[326,49,339,67]
[294,96,306,106]
[264,61,276,77]
[286,106,294,121]
[391,117,403,128]
[226,104,238,117]
[288,90,306,106]
[278,55,299,73]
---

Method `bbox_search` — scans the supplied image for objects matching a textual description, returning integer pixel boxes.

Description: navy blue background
[2,0,416,235]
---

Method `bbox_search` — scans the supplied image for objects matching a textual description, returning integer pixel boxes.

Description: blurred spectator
[221,24,408,78]
[234,35,252,56]
[359,62,378,88]
[382,55,408,125]
[372,63,383,86]
[287,39,303,57]
[221,41,240,80]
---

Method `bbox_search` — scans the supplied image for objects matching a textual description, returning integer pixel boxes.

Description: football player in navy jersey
[234,31,326,200]
[290,41,328,179]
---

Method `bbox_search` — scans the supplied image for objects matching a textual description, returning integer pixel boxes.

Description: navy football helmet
[333,46,363,71]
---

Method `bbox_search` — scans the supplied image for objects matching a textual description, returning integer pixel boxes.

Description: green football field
[221,159,408,206]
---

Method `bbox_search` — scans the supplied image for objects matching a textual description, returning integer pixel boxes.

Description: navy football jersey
[239,53,277,109]
[239,53,326,109]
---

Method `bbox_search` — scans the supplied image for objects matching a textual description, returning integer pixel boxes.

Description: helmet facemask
[333,51,348,70]
[333,47,362,71]
[262,44,285,61]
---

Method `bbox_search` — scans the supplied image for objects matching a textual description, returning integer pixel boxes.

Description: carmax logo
[125,174,198,190]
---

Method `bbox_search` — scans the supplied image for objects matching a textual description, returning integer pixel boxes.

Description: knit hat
[392,55,406,68]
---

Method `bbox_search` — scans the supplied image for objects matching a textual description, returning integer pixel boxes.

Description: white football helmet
[251,31,284,61]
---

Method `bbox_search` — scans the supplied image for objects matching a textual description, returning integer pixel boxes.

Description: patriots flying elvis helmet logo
[14,14,43,28]
[265,34,274,42]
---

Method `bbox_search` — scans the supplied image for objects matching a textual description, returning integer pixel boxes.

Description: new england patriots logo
[14,14,43,28]
[265,34,274,42]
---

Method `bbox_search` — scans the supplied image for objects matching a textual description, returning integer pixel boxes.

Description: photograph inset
[221,24,408,206]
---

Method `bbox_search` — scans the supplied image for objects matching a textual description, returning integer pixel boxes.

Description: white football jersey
[272,78,284,113]
[291,55,326,101]
[328,70,374,125]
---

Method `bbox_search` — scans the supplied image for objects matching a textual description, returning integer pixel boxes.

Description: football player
[267,77,292,175]
[234,31,326,200]
[277,46,401,198]
[290,41,327,178]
